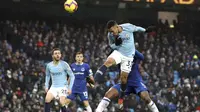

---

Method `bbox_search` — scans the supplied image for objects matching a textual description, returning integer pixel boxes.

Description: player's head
[52,48,61,61]
[75,51,84,63]
[107,20,119,36]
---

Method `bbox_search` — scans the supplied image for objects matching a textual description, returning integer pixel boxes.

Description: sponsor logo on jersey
[81,68,85,72]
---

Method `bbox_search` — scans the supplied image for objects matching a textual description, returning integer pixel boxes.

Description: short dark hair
[51,48,61,55]
[106,20,117,29]
[76,51,83,56]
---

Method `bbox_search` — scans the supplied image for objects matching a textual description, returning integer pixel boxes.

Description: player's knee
[143,97,151,104]
[140,92,151,104]
[121,78,127,84]
[104,58,115,67]
[105,88,118,99]
[59,97,66,106]
[65,98,71,105]
[120,74,128,84]
[83,101,89,107]
[104,92,112,99]
[45,93,53,103]
[45,97,52,103]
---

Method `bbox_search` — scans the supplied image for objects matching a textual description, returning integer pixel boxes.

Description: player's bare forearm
[87,76,95,85]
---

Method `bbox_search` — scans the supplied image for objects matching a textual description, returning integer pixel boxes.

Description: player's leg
[45,89,55,112]
[65,93,76,108]
[79,92,92,112]
[59,96,68,112]
[59,87,68,112]
[134,82,159,112]
[139,91,159,112]
[118,58,133,106]
[96,84,120,112]
[82,100,92,112]
[94,50,121,80]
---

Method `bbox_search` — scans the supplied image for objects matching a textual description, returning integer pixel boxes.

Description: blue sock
[45,102,50,112]
[119,84,127,99]
[95,65,108,80]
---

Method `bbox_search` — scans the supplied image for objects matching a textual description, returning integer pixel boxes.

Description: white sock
[96,97,110,112]
[65,104,68,109]
[147,100,159,112]
[86,105,92,112]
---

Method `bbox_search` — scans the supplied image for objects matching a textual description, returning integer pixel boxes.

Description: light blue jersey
[108,23,146,57]
[45,60,75,89]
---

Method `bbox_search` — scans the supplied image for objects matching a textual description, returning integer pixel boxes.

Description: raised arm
[126,23,146,32]
[135,50,144,60]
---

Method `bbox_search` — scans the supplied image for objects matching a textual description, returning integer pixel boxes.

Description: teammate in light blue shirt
[44,48,75,112]
[95,20,154,108]
[65,52,95,112]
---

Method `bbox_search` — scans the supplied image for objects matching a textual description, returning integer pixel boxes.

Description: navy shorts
[67,91,88,102]
[112,81,148,95]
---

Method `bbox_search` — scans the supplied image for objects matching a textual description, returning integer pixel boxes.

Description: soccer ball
[64,0,78,13]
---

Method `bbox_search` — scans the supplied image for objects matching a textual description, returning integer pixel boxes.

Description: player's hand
[87,83,95,88]
[145,26,156,33]
[45,88,48,93]
[67,89,72,95]
[115,37,122,46]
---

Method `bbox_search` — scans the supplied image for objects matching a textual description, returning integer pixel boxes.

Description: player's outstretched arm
[135,50,144,60]
[128,23,156,33]
[127,23,146,32]
[45,64,50,93]
[145,26,156,33]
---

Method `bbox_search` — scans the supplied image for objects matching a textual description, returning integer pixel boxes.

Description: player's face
[109,25,119,36]
[75,54,84,63]
[52,50,61,61]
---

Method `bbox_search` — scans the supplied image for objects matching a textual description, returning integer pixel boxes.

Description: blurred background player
[95,20,149,107]
[44,48,75,112]
[96,50,159,112]
[65,52,95,112]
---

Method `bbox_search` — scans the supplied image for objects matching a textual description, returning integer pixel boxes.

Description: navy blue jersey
[71,63,93,93]
[127,50,144,84]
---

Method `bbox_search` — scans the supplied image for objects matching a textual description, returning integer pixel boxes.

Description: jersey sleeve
[63,61,75,90]
[86,64,93,77]
[108,33,119,49]
[135,50,144,61]
[45,64,50,89]
[126,23,146,32]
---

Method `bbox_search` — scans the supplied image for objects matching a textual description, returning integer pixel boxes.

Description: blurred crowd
[0,20,200,112]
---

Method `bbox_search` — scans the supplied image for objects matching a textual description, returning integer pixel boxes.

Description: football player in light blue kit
[65,52,95,112]
[94,20,154,107]
[44,48,75,112]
